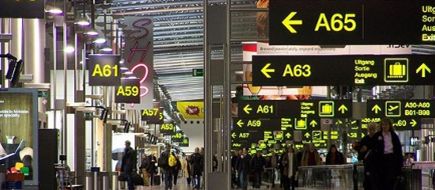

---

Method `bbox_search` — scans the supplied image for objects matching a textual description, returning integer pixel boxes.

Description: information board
[253,55,435,86]
[160,123,175,135]
[171,131,184,143]
[141,108,164,124]
[234,118,321,131]
[238,100,351,118]
[361,117,420,130]
[270,0,435,45]
[115,78,140,104]
[367,100,435,118]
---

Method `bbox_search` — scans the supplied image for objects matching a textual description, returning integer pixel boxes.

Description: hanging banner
[0,0,44,18]
[176,102,204,119]
[115,78,140,104]
[122,17,154,109]
[88,54,121,86]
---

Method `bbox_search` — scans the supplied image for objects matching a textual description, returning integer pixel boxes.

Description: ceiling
[92,0,435,102]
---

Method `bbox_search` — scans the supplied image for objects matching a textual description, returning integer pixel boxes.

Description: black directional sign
[141,108,164,124]
[361,118,421,131]
[160,123,175,135]
[238,100,352,118]
[89,54,121,86]
[367,100,435,119]
[115,78,140,103]
[253,55,435,86]
[233,118,321,131]
[270,0,435,45]
[0,0,44,18]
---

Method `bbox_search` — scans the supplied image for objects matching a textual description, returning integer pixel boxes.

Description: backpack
[158,152,169,167]
[168,153,177,167]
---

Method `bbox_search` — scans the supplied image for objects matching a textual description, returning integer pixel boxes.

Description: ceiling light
[46,7,63,15]
[75,18,90,26]
[85,30,98,36]
[120,67,129,71]
[93,38,106,44]
[64,46,75,53]
[100,47,112,52]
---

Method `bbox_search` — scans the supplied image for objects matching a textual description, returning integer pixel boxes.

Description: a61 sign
[88,54,121,86]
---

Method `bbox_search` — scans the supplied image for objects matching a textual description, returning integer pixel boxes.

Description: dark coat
[121,147,136,174]
[325,152,345,165]
[281,152,298,177]
[372,131,403,175]
[236,154,251,173]
[250,155,266,172]
[190,152,203,176]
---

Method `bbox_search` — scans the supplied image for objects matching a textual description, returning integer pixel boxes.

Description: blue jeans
[239,171,247,189]
[164,170,173,190]
[193,174,201,189]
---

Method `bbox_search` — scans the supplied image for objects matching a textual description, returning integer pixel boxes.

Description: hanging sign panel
[141,108,164,124]
[171,132,184,143]
[88,54,121,86]
[115,78,140,104]
[238,100,352,118]
[160,123,175,135]
[233,118,321,131]
[361,117,420,130]
[0,0,44,18]
[253,55,435,86]
[270,0,435,45]
[367,100,435,118]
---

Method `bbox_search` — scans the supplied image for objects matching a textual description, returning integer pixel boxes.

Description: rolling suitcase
[153,174,161,185]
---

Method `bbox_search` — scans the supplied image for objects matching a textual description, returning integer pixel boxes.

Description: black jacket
[121,147,136,174]
[236,154,251,173]
[373,131,403,175]
[325,152,345,165]
[250,155,266,172]
[190,153,203,176]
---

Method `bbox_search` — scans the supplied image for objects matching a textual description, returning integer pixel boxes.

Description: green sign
[192,69,204,77]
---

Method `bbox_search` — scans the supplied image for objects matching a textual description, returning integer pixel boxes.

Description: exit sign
[192,69,204,77]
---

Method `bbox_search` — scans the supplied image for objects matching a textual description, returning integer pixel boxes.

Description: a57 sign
[141,108,164,124]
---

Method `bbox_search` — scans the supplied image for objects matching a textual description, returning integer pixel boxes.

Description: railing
[297,164,354,190]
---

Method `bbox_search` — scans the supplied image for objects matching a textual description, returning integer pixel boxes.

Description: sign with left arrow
[253,55,435,86]
[238,100,352,118]
[233,118,320,131]
[270,0,435,45]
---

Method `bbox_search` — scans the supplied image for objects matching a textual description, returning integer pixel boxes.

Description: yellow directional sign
[237,120,244,128]
[304,132,311,139]
[372,104,382,114]
[231,132,237,139]
[295,118,307,130]
[319,101,334,117]
[285,132,292,139]
[261,63,275,78]
[243,104,252,114]
[410,119,417,127]
[282,12,303,34]
[338,105,348,114]
[309,120,318,128]
[348,132,358,139]
[416,63,431,78]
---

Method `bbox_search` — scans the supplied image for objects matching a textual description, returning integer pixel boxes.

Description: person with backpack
[159,146,176,190]
[190,147,203,190]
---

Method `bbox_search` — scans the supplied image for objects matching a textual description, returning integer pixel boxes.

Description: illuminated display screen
[270,0,434,45]
[253,55,435,86]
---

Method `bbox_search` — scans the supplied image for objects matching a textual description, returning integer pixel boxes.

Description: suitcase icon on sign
[384,58,409,83]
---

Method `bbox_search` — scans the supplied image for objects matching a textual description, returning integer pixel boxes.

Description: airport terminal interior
[1,0,435,189]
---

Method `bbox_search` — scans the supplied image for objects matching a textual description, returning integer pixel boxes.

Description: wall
[179,119,204,153]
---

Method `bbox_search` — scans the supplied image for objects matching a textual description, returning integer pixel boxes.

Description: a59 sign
[88,54,121,86]
[115,78,140,103]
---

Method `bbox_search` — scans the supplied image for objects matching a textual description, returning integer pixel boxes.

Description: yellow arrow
[371,104,382,114]
[338,105,348,114]
[410,119,417,127]
[310,120,318,127]
[231,132,237,139]
[261,63,275,78]
[237,120,244,128]
[282,12,303,34]
[416,63,431,78]
[243,104,252,114]
[285,132,292,139]
[304,132,310,138]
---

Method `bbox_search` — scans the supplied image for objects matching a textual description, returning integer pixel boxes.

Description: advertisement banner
[122,17,154,109]
[176,102,204,120]
[88,54,121,86]
[0,0,44,18]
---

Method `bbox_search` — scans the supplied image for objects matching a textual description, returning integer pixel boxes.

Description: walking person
[181,154,192,186]
[325,144,345,165]
[359,122,379,190]
[147,153,157,186]
[373,118,403,190]
[120,140,137,190]
[237,149,251,190]
[159,146,175,190]
[191,147,204,190]
[281,146,298,190]
[172,152,181,185]
[251,152,266,188]
[301,143,321,166]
